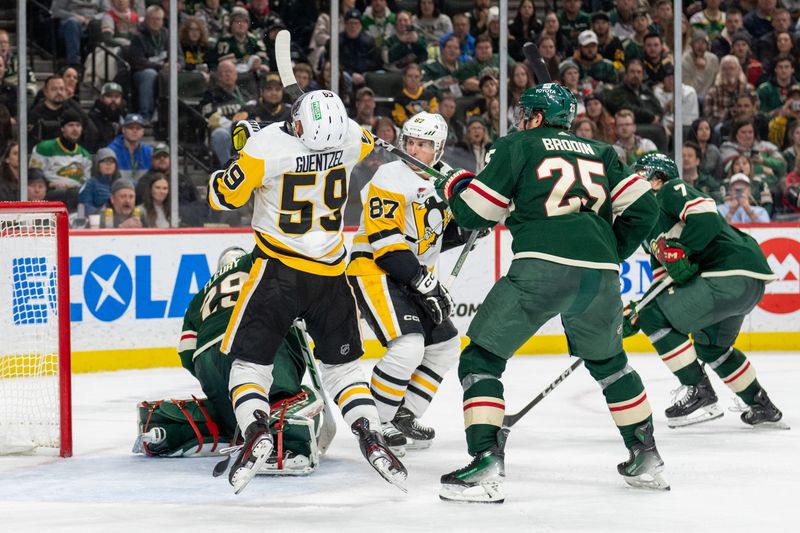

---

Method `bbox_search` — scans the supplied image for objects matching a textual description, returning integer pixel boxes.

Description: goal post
[0,202,72,457]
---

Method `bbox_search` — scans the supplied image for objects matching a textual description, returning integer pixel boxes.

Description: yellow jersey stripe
[222,257,266,352]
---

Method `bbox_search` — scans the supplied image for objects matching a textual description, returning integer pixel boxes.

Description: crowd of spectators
[1,0,800,226]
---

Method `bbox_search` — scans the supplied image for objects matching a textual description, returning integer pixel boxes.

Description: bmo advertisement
[61,225,798,372]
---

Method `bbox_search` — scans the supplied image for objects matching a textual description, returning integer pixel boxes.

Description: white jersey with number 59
[209,121,375,276]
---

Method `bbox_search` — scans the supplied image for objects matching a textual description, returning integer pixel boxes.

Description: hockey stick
[501,275,675,428]
[293,320,337,454]
[445,230,479,290]
[522,42,552,84]
[211,425,240,477]
[275,29,448,182]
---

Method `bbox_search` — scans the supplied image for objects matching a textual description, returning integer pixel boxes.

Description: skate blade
[258,456,317,476]
[388,444,407,458]
[745,420,791,430]
[372,456,408,493]
[404,439,433,451]
[622,471,670,491]
[667,405,724,428]
[231,441,273,495]
[439,481,504,503]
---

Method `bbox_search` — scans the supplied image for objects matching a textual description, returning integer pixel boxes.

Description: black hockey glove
[409,265,454,325]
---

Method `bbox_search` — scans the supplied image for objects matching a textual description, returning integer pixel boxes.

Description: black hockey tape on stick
[502,275,675,428]
[522,42,552,84]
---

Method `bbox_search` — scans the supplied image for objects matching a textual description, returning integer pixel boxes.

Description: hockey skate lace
[669,385,692,407]
[728,396,749,413]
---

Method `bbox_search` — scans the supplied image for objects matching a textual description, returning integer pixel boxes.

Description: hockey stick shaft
[275,30,448,182]
[501,275,675,428]
[211,425,240,477]
[502,359,583,428]
[522,42,552,84]
[293,320,337,454]
[445,230,479,290]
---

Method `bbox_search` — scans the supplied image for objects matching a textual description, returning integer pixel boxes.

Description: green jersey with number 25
[448,126,658,270]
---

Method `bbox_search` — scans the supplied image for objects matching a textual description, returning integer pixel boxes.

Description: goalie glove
[652,238,698,284]
[409,265,454,325]
[232,120,261,152]
[435,168,475,202]
[622,301,640,338]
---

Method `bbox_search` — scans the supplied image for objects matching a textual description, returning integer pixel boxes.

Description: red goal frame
[0,202,72,457]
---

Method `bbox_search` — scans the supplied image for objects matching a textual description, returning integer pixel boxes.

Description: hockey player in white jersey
[208,90,407,494]
[347,112,466,454]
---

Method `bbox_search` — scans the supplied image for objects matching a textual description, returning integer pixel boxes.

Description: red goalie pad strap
[192,395,220,453]
[173,399,205,454]
[141,401,162,456]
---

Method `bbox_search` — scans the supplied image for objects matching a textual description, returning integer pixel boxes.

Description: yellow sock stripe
[231,383,267,404]
[370,377,406,397]
[410,373,438,394]
[337,386,373,407]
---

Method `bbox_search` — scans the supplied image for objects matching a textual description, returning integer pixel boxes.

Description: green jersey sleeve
[448,136,518,229]
[658,180,723,253]
[605,149,659,259]
[178,292,202,376]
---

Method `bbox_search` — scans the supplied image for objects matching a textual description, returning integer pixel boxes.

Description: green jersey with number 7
[446,125,655,270]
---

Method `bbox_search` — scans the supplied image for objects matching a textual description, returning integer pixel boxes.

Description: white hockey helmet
[217,246,247,270]
[398,111,448,166]
[291,90,349,151]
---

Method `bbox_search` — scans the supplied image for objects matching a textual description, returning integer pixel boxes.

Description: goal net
[0,202,72,457]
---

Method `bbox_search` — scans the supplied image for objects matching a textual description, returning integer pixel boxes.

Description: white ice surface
[0,353,797,533]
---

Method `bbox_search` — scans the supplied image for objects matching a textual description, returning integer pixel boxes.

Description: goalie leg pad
[259,386,324,475]
[135,397,227,457]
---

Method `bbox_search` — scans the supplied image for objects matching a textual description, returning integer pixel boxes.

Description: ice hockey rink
[0,353,796,533]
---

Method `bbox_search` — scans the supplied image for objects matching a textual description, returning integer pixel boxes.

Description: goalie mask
[291,90,349,151]
[398,112,448,171]
[217,246,247,270]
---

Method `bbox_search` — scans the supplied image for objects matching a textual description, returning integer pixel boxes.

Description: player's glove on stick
[232,120,261,152]
[409,265,454,325]
[622,301,640,338]
[653,238,698,284]
[435,168,475,202]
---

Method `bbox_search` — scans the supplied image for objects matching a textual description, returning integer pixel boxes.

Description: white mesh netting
[0,211,62,454]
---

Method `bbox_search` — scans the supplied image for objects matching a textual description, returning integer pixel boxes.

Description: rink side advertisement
[34,224,800,372]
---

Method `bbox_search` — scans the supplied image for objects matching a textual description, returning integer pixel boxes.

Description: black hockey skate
[351,417,408,492]
[741,388,788,429]
[392,405,434,450]
[618,421,670,491]
[381,422,408,457]
[440,429,508,504]
[665,371,723,428]
[228,411,274,494]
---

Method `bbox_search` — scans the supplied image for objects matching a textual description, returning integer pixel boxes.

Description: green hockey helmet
[633,153,680,182]
[515,83,578,128]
